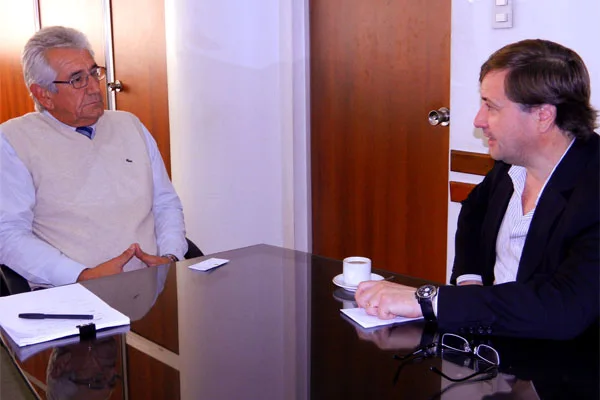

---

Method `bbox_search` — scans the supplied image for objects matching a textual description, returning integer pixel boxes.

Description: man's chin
[488,148,502,161]
[82,106,105,122]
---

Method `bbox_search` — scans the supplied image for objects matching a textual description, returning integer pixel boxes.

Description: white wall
[165,0,310,254]
[447,0,600,281]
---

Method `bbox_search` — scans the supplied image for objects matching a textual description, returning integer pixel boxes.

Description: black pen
[18,313,94,320]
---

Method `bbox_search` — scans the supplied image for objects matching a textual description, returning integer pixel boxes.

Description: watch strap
[419,297,436,322]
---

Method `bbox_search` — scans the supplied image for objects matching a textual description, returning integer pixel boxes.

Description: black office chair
[0,264,31,296]
[184,237,204,259]
[0,238,203,297]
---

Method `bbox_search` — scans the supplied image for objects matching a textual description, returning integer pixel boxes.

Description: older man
[356,39,599,340]
[0,26,187,286]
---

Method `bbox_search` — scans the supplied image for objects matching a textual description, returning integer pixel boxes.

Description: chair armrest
[184,238,204,259]
[0,265,31,295]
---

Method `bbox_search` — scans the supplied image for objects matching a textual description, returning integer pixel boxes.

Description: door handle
[107,80,123,93]
[428,107,450,126]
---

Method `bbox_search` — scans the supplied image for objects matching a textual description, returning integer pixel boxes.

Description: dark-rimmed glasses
[439,333,500,365]
[430,333,500,382]
[53,66,106,89]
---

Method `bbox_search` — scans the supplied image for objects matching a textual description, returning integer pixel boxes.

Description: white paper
[188,258,229,271]
[340,308,423,329]
[2,324,130,362]
[0,284,130,347]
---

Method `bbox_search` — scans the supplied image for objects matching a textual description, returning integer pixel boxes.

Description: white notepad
[2,324,130,362]
[0,284,130,347]
[340,308,423,329]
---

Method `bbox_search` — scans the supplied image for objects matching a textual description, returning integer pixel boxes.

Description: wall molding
[450,150,494,176]
[449,150,492,203]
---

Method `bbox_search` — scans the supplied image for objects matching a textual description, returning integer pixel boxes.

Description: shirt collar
[507,138,575,205]
[42,111,97,139]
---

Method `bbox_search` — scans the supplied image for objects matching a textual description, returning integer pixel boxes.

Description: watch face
[417,285,436,299]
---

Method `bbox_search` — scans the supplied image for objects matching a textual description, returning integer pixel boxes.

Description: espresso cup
[343,256,372,286]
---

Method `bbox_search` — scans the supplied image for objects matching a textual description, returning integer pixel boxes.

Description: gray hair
[22,26,94,111]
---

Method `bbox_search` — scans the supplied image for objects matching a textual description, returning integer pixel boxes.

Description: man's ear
[535,104,557,132]
[30,83,54,110]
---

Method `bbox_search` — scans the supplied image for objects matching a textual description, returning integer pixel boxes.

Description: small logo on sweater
[126,159,133,163]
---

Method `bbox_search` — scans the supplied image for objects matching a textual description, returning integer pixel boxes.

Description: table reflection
[46,337,120,400]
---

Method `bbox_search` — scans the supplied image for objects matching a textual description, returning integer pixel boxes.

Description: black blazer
[438,134,599,339]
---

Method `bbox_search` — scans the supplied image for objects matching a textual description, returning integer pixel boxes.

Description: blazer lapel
[482,174,513,284]
[516,138,591,282]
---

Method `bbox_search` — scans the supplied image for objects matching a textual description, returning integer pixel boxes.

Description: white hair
[22,26,94,111]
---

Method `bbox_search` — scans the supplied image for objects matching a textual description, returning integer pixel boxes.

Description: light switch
[492,0,513,29]
[495,13,508,22]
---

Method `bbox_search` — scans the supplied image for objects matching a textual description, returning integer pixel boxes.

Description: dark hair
[480,39,598,140]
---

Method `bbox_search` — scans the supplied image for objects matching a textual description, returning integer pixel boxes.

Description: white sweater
[2,111,157,272]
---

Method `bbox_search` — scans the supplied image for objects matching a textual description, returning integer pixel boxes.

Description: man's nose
[86,75,102,94]
[473,106,487,128]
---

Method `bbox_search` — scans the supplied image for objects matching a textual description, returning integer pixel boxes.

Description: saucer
[332,288,357,302]
[332,273,384,292]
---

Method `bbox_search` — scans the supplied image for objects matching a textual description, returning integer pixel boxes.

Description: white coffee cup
[343,256,372,286]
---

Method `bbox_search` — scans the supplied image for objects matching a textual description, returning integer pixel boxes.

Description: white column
[164,0,310,254]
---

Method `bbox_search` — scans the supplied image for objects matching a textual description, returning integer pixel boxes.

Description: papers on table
[2,324,130,362]
[188,258,229,271]
[0,284,130,347]
[340,308,423,329]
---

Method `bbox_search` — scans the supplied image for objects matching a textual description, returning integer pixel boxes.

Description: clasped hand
[77,243,171,281]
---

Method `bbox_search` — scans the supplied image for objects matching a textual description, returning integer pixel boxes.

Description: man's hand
[355,281,423,320]
[134,244,172,267]
[77,244,136,282]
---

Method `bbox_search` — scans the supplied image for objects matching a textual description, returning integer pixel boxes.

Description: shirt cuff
[456,274,483,285]
[49,258,88,286]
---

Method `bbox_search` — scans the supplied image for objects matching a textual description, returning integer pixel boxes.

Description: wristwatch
[162,254,179,263]
[415,284,438,322]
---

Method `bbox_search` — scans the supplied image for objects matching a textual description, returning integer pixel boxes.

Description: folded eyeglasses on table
[393,332,501,386]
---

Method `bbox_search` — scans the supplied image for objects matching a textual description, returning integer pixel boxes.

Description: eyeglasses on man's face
[53,66,106,90]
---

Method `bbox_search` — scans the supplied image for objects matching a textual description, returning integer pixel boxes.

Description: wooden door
[310,0,451,283]
[111,0,172,174]
[0,1,36,123]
